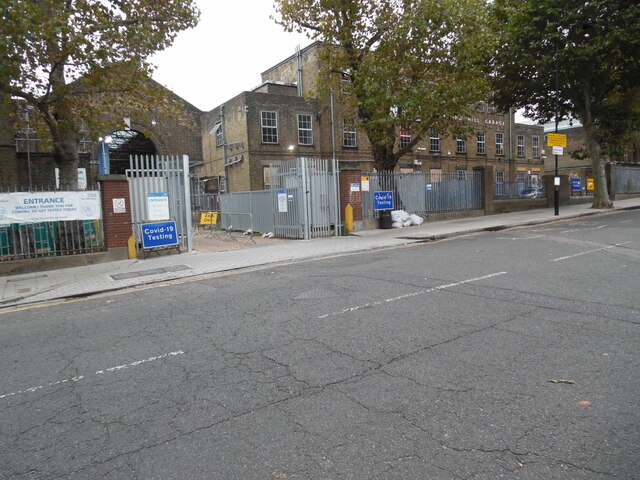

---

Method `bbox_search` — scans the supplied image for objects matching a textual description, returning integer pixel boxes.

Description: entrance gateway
[127,154,193,254]
[269,158,340,239]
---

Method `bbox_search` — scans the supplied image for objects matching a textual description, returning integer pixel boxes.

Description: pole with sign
[547,133,566,216]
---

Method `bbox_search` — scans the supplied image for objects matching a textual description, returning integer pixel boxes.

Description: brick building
[198,42,545,193]
[0,82,203,189]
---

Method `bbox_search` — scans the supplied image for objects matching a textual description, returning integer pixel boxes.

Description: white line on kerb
[318,272,507,319]
[551,242,631,262]
[0,351,184,401]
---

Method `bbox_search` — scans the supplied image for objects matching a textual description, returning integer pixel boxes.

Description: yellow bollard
[127,235,137,259]
[345,203,354,233]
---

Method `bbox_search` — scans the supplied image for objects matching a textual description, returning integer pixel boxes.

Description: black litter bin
[378,210,393,229]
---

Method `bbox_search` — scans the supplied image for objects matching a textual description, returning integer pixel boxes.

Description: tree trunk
[44,60,80,191]
[581,86,612,209]
[52,125,80,190]
[582,119,612,209]
[372,143,397,171]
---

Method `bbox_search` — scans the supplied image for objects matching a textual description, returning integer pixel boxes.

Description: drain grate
[110,265,192,281]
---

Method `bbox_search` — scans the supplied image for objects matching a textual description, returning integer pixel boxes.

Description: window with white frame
[457,169,468,180]
[517,135,525,157]
[495,132,504,156]
[429,128,440,152]
[340,71,351,95]
[211,122,224,147]
[297,114,313,145]
[456,136,467,154]
[343,118,357,147]
[487,102,495,114]
[261,111,278,144]
[477,103,485,112]
[496,169,505,196]
[477,132,486,154]
[400,129,411,149]
[532,135,540,158]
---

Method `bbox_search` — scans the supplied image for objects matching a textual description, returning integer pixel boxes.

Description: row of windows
[259,111,316,146]
[231,111,541,156]
[402,129,540,158]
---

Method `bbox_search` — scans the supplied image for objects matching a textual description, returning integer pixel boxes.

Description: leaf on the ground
[578,401,592,406]
[517,461,525,468]
[274,474,288,479]
[548,379,575,384]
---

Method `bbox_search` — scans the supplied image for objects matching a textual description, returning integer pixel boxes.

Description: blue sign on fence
[571,178,582,191]
[374,191,394,211]
[141,221,178,249]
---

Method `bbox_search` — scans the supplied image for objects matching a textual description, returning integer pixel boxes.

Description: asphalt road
[1,210,639,479]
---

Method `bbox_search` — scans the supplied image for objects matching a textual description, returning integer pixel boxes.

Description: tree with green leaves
[491,0,640,208]
[0,0,199,189]
[275,0,495,171]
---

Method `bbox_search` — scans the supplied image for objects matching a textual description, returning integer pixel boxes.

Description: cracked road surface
[1,210,639,479]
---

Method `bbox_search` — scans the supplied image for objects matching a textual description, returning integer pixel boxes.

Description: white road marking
[0,351,184,401]
[551,242,631,262]
[318,272,507,319]
[95,350,184,374]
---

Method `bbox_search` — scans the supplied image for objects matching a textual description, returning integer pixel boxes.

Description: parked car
[520,187,545,198]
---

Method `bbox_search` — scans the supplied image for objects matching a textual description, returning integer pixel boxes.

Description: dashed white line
[0,351,184,401]
[551,242,631,262]
[318,272,507,319]
[95,351,184,375]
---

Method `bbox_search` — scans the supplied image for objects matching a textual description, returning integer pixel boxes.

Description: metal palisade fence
[362,171,483,219]
[218,158,340,240]
[616,166,640,194]
[269,158,338,239]
[128,155,193,253]
[0,184,105,262]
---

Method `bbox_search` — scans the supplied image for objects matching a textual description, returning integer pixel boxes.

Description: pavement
[2,198,639,308]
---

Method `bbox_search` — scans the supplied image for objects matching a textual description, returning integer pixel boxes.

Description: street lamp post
[554,29,560,216]
[98,135,113,175]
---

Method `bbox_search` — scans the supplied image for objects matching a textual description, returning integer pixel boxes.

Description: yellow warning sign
[199,211,218,225]
[586,178,595,191]
[547,133,567,148]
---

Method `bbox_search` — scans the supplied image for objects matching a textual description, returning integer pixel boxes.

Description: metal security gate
[269,158,339,239]
[127,155,193,253]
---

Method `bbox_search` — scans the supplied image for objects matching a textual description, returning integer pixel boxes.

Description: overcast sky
[151,1,310,112]
[151,1,532,123]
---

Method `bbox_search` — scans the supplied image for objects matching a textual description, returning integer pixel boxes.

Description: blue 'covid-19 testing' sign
[141,221,178,249]
[373,191,394,211]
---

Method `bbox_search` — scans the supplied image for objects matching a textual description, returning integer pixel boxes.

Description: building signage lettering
[452,115,506,127]
[0,191,101,225]
[277,189,288,212]
[147,192,170,221]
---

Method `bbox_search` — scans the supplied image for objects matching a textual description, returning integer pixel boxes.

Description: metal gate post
[182,155,193,253]
[300,158,311,240]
